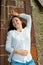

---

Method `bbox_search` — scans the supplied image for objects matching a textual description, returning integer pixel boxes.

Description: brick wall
[1,0,27,65]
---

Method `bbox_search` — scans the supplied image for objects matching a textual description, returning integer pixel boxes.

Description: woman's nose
[14,21,17,24]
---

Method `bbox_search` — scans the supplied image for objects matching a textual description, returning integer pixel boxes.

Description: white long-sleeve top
[5,13,32,63]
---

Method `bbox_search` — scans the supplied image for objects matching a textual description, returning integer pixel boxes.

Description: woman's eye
[16,20,18,22]
[16,20,18,21]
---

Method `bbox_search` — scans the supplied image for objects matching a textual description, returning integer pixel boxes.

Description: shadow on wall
[34,0,43,11]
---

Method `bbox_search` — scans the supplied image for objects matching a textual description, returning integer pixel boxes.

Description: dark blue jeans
[11,59,36,65]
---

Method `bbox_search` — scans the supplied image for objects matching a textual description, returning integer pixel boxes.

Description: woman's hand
[18,49,28,56]
[13,49,28,56]
[10,10,19,16]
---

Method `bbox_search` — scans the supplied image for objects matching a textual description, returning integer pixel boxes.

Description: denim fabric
[11,59,36,65]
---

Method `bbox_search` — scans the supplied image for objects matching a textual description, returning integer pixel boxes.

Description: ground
[32,0,43,65]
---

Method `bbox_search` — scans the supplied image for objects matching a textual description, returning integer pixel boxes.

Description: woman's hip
[11,59,36,65]
[26,59,36,65]
[11,60,25,65]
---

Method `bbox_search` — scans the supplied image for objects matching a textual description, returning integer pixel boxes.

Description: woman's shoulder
[7,30,15,35]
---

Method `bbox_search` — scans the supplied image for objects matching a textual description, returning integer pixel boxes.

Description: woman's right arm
[5,31,14,54]
[5,31,18,54]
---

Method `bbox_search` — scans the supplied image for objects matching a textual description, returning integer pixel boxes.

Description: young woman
[5,10,36,65]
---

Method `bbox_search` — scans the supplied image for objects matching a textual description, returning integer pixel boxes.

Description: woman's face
[12,17,22,29]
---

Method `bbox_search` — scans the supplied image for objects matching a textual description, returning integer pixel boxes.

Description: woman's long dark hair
[8,15,26,31]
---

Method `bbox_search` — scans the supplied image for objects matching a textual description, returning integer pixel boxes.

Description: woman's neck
[17,26,23,32]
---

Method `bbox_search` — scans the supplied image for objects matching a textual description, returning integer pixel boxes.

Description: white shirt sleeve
[5,31,14,53]
[19,13,32,31]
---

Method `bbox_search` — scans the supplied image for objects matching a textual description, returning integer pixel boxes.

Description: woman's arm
[19,13,32,31]
[13,49,28,56]
[5,31,14,54]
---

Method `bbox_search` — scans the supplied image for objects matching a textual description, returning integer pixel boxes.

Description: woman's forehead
[13,17,20,20]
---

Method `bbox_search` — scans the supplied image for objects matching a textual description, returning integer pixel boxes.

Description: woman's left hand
[10,10,19,16]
